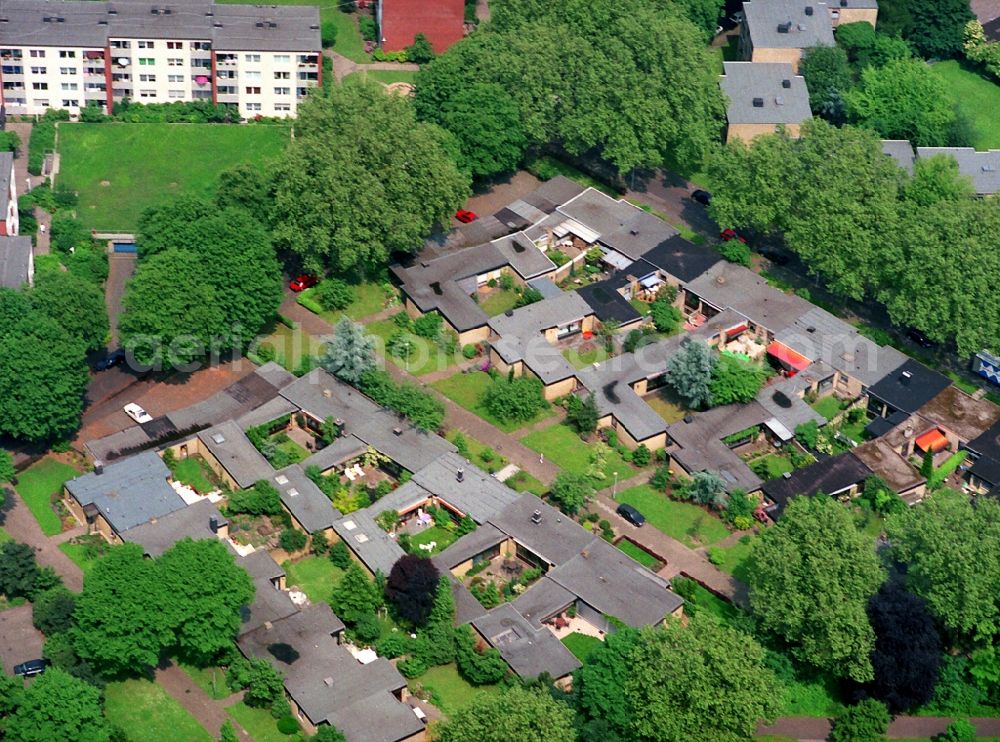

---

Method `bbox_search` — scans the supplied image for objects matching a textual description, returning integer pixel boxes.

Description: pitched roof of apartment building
[743,0,834,49]
[721,62,812,126]
[0,236,31,289]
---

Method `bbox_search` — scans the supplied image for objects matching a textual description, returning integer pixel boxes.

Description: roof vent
[901,370,913,385]
[630,229,639,236]
[212,432,226,444]
[782,78,791,89]
[98,19,108,24]
[151,7,159,13]
[798,22,807,30]
[213,21,223,27]
[393,427,402,436]
[775,96,785,106]
[840,0,848,6]
[309,23,319,29]
[505,309,514,317]
[683,414,694,424]
[805,5,814,14]
[983,164,996,172]
[255,20,264,26]
[323,676,333,686]
[94,460,104,475]
[753,97,764,107]
[288,488,299,497]
[456,468,464,482]
[276,474,289,485]
[777,21,791,32]
[531,509,542,524]
[209,516,219,533]
[108,7,117,13]
[782,471,792,479]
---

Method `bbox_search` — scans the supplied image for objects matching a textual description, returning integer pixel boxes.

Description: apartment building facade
[0,0,321,118]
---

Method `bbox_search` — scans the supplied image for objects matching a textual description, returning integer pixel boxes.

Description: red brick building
[377,0,465,54]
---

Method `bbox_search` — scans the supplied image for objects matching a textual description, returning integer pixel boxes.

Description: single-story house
[720,62,812,143]
[760,450,873,516]
[272,464,341,538]
[331,509,406,577]
[618,235,722,303]
[852,439,927,503]
[121,499,228,557]
[867,359,952,418]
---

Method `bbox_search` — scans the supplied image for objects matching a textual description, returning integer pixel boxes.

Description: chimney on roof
[777,20,791,32]
[393,427,402,436]
[209,516,219,533]
[753,97,765,107]
[456,467,464,482]
[94,460,104,475]
[630,229,638,236]
[901,370,913,385]
[805,5,814,14]
[782,78,791,88]
[531,509,542,524]
[775,96,785,106]
[323,388,331,398]
[505,309,514,317]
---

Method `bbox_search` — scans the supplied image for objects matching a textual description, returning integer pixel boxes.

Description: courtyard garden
[432,370,554,433]
[615,484,730,548]
[408,663,500,717]
[282,555,345,605]
[167,453,222,494]
[58,123,290,231]
[14,456,82,536]
[296,279,396,324]
[521,424,632,482]
[59,534,113,575]
[367,312,462,377]
[561,632,604,662]
[104,678,211,742]
[644,386,694,424]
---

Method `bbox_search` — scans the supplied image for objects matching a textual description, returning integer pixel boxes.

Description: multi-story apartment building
[0,0,321,118]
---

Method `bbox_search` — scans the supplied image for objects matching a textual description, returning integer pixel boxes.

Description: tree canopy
[549,471,595,515]
[2,667,111,742]
[320,318,377,384]
[415,0,726,175]
[748,496,885,682]
[437,685,575,742]
[437,83,528,179]
[886,489,1000,643]
[667,339,716,409]
[800,45,853,119]
[31,271,109,352]
[385,555,440,627]
[709,353,768,405]
[272,81,469,274]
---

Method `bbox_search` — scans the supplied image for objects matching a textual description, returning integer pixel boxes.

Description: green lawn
[256,323,324,374]
[521,424,631,482]
[297,280,392,323]
[345,69,419,86]
[682,578,745,624]
[561,632,604,662]
[432,371,554,433]
[59,542,102,575]
[15,457,80,536]
[410,663,499,717]
[0,527,10,544]
[643,387,693,424]
[616,538,660,569]
[368,317,461,377]
[59,123,289,231]
[409,525,458,555]
[104,679,212,742]
[179,664,231,701]
[274,436,309,465]
[478,289,521,317]
[282,555,344,605]
[616,485,730,548]
[170,455,218,494]
[448,430,507,473]
[563,344,610,369]
[749,453,794,480]
[711,534,755,582]
[503,469,549,497]
[932,60,1000,149]
[225,700,289,742]
[810,395,843,422]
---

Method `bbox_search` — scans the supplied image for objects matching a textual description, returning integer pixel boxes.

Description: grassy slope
[15,457,81,536]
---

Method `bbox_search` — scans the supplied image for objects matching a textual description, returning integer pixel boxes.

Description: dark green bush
[276,715,300,735]
[279,528,308,553]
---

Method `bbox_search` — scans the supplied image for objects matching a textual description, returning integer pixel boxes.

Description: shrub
[623,327,656,353]
[830,699,890,742]
[328,539,352,569]
[397,657,427,678]
[707,547,724,566]
[359,16,377,41]
[455,625,508,685]
[276,716,300,735]
[632,444,651,467]
[406,33,435,63]
[650,465,672,491]
[462,344,477,359]
[482,376,547,422]
[0,129,20,152]
[413,312,443,339]
[649,300,682,334]
[227,656,284,707]
[499,273,514,291]
[320,19,337,47]
[936,719,977,742]
[718,238,752,266]
[314,279,355,311]
[516,286,543,307]
[352,612,382,643]
[393,311,412,330]
[279,528,308,553]
[376,633,411,659]
[270,695,291,719]
[795,420,820,449]
[228,480,283,516]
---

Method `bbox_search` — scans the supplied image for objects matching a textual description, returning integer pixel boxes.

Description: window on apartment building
[139,89,156,98]
[111,40,130,49]
[167,74,184,82]
[274,71,289,80]
[137,41,155,49]
[273,86,289,96]
[8,97,25,105]
[29,49,45,58]
[59,50,76,58]
[34,99,49,107]
[85,82,105,91]
[112,73,130,81]
[168,90,184,99]
[167,58,183,66]
[60,82,78,91]
[190,42,211,51]
[138,58,154,66]
[30,66,46,74]
[274,102,290,112]
[1,66,23,75]
[245,102,261,111]
[296,87,306,97]
[244,70,261,81]
[244,54,261,63]
[166,41,183,50]
[273,54,290,63]
[191,59,210,68]
[0,49,22,58]
[139,74,156,82]
[244,86,260,94]
[218,85,235,94]
[32,82,48,90]
[59,67,76,75]
[61,99,78,107]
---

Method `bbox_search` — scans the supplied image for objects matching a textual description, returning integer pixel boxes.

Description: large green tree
[901,153,975,207]
[3,667,111,742]
[800,45,853,120]
[437,685,575,742]
[157,538,254,664]
[748,496,885,682]
[620,617,781,741]
[273,81,469,274]
[437,82,528,178]
[709,353,767,405]
[31,271,109,352]
[845,58,956,145]
[666,339,716,409]
[575,626,642,733]
[0,314,88,441]
[320,317,376,384]
[886,489,1000,643]
[907,0,974,58]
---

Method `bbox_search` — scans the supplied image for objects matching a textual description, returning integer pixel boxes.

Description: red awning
[915,428,949,453]
[725,322,748,337]
[767,341,811,372]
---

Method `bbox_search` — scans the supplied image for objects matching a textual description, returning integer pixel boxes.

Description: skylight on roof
[355,534,369,543]
[211,433,226,444]
[287,488,299,497]
[275,475,289,485]
[343,520,356,530]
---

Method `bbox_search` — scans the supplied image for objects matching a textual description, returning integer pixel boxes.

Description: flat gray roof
[488,494,597,567]
[557,188,644,241]
[65,451,186,533]
[120,499,222,557]
[272,464,341,534]
[668,403,768,492]
[0,236,32,289]
[721,62,812,126]
[410,452,519,523]
[300,434,367,473]
[471,603,581,680]
[916,147,1000,194]
[508,576,576,628]
[433,523,507,571]
[331,509,405,576]
[198,420,274,490]
[489,291,592,352]
[744,0,835,50]
[882,139,915,174]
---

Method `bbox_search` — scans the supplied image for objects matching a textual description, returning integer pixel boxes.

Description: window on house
[244,53,260,62]
[138,58,154,66]
[29,49,45,58]
[59,50,76,58]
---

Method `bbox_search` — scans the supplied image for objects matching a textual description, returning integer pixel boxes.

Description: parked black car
[906,328,936,348]
[94,348,126,372]
[616,503,646,527]
[691,189,712,206]
[13,659,47,677]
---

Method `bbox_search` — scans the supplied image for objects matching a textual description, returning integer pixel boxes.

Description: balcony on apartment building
[296,53,319,68]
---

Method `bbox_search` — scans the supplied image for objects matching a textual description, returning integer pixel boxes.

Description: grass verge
[15,457,80,536]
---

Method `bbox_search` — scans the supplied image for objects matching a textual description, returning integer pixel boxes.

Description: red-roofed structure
[377,0,465,54]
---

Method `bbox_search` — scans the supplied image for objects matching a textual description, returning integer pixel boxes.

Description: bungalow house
[866,359,952,419]
[830,0,879,26]
[0,152,18,236]
[720,62,812,143]
[331,509,406,577]
[852,438,927,503]
[739,0,835,71]
[488,291,596,400]
[377,0,464,55]
[434,494,683,682]
[0,236,32,288]
[121,499,228,557]
[964,418,1000,494]
[760,450,873,516]
[616,235,723,305]
[916,147,1000,196]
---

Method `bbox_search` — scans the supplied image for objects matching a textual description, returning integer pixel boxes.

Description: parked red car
[289,274,318,292]
[455,209,478,224]
[720,228,748,244]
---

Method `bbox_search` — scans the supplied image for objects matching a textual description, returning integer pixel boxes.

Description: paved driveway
[0,604,44,674]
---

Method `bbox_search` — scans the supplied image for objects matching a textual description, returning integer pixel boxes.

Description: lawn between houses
[58,123,290,231]
[104,678,212,742]
[931,60,1000,150]
[14,456,82,536]
[521,424,632,482]
[614,484,730,549]
[431,370,555,433]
